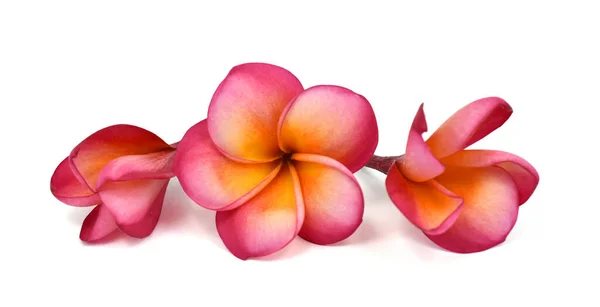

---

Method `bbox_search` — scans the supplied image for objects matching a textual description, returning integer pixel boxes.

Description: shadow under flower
[67,206,93,226]
[158,179,224,248]
[255,238,312,261]
[331,219,379,246]
[354,168,391,206]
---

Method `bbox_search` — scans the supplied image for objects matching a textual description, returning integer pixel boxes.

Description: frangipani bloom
[50,125,177,242]
[174,63,378,260]
[374,97,539,253]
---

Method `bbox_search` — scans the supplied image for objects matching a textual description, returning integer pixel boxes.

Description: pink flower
[50,125,177,242]
[367,97,539,253]
[173,63,379,260]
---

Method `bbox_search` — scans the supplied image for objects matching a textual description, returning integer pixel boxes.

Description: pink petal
[98,179,169,225]
[95,149,177,190]
[50,157,100,206]
[441,150,539,205]
[397,103,445,182]
[278,85,378,173]
[207,63,304,162]
[426,97,513,158]
[69,124,172,191]
[80,205,118,242]
[215,163,303,260]
[386,162,463,235]
[119,182,168,238]
[173,120,282,211]
[426,166,520,253]
[292,153,364,244]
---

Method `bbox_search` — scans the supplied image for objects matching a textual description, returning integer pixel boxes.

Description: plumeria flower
[50,125,178,242]
[366,97,539,253]
[174,63,378,260]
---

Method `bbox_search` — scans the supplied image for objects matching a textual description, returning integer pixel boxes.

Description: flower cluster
[50,62,539,259]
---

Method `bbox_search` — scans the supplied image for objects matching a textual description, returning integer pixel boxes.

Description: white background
[1,1,598,306]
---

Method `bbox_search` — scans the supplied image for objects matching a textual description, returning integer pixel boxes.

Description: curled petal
[173,120,282,211]
[215,164,303,260]
[278,85,378,173]
[207,63,304,162]
[50,157,100,206]
[386,162,463,235]
[292,154,364,244]
[70,125,171,191]
[98,179,169,226]
[119,182,168,238]
[426,97,513,158]
[398,103,445,182]
[441,150,539,205]
[426,166,519,253]
[96,149,177,189]
[80,205,118,242]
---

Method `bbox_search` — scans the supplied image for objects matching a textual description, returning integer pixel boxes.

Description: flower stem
[365,155,403,175]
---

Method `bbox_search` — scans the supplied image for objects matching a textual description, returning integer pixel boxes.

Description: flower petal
[215,163,303,260]
[173,120,282,211]
[50,157,100,206]
[96,149,176,189]
[80,205,118,242]
[441,150,539,205]
[98,179,169,225]
[70,125,171,191]
[118,182,168,238]
[278,85,378,173]
[426,97,513,158]
[426,166,519,253]
[292,153,364,244]
[386,162,463,235]
[397,103,445,182]
[207,63,304,162]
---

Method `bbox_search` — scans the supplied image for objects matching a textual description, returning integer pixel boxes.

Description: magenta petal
[50,157,100,207]
[98,179,169,226]
[441,150,539,205]
[95,150,176,190]
[119,182,168,238]
[80,205,118,242]
[426,97,513,158]
[398,104,445,182]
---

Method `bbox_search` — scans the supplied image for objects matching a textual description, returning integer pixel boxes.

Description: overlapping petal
[215,164,303,260]
[441,150,539,205]
[69,125,172,190]
[80,205,118,242]
[207,63,304,162]
[292,154,364,245]
[426,166,520,253]
[98,179,169,226]
[79,182,167,242]
[173,120,282,210]
[278,85,378,173]
[118,182,168,238]
[426,97,513,158]
[386,162,463,235]
[50,157,100,206]
[95,150,177,188]
[397,104,445,182]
